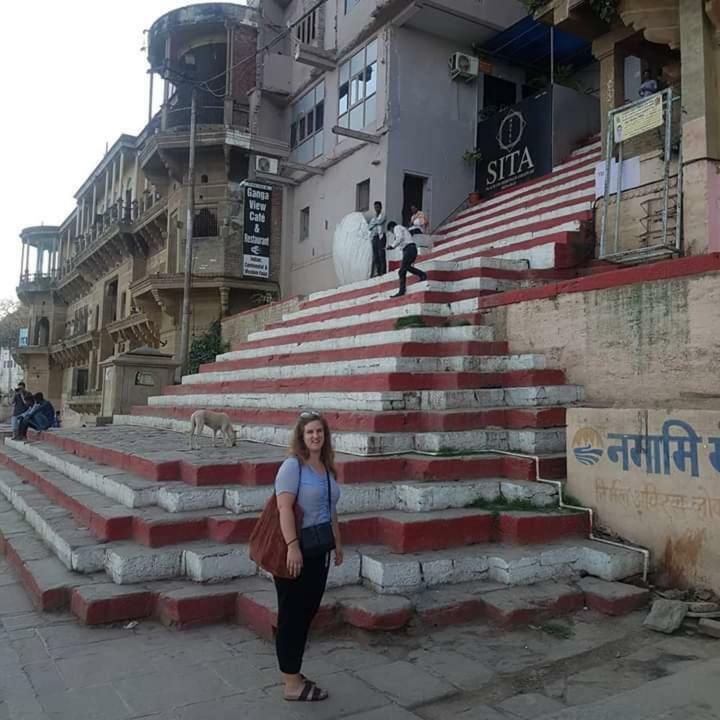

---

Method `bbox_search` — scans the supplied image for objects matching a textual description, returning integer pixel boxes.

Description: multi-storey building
[16,3,286,422]
[17,1,532,420]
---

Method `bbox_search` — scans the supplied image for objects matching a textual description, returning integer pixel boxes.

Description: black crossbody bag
[298,459,336,558]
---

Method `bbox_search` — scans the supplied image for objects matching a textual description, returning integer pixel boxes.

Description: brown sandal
[284,679,328,702]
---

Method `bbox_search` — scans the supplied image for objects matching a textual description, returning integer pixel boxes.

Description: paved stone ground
[2,558,720,720]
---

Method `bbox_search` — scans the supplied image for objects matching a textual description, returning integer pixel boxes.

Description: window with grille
[193,208,219,238]
[338,39,378,132]
[290,82,325,163]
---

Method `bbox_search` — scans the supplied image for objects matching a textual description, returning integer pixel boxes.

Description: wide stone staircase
[0,137,650,635]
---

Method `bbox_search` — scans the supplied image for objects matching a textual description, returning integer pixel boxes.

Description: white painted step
[432,203,591,258]
[282,277,522,324]
[302,257,529,307]
[183,354,546,385]
[0,467,114,573]
[441,186,595,246]
[360,539,643,595]
[247,302,453,343]
[114,414,567,456]
[445,147,599,231]
[3,440,558,514]
[217,325,496,363]
[146,385,582,412]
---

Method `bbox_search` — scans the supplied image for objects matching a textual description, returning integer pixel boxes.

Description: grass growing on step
[540,621,575,640]
[468,496,551,514]
[395,315,426,330]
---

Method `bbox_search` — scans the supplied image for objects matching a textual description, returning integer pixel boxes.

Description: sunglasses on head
[300,410,321,419]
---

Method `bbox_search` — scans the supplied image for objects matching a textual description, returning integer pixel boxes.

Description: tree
[0,300,29,350]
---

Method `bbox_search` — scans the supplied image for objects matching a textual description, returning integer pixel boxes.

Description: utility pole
[178,86,197,377]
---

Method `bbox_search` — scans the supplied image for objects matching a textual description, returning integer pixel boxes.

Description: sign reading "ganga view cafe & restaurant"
[242,182,273,279]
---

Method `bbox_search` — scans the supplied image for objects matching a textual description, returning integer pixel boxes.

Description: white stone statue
[332,212,372,286]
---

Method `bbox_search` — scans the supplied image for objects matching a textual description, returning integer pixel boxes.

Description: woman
[274,411,343,702]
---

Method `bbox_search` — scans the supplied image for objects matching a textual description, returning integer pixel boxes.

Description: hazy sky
[0,1,213,303]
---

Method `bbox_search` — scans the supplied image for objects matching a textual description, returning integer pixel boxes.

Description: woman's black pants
[273,554,330,674]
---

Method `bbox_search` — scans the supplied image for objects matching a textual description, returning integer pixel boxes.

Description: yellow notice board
[613,93,664,143]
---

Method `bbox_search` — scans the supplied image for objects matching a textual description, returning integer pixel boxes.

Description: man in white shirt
[367,201,387,277]
[386,221,428,297]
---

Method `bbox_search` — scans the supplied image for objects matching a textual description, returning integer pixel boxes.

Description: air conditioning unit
[449,52,479,82]
[255,155,279,174]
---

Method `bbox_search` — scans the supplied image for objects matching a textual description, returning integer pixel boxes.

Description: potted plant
[463,149,483,205]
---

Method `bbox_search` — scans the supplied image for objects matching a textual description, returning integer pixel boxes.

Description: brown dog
[189,410,237,449]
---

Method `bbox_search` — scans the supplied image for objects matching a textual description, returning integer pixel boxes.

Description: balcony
[17,272,56,301]
[49,331,100,368]
[106,312,160,348]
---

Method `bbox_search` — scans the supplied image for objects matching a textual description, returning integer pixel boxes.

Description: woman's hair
[288,411,337,476]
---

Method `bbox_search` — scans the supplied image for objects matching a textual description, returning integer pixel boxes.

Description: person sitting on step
[386,221,428,298]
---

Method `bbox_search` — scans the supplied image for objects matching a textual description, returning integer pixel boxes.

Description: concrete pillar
[593,27,634,152]
[75,206,81,236]
[110,159,116,204]
[35,247,43,275]
[20,242,27,279]
[104,168,110,211]
[679,0,720,254]
[119,151,125,199]
[92,182,97,224]
[80,198,86,234]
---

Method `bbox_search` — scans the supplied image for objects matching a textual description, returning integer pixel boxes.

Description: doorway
[402,174,427,227]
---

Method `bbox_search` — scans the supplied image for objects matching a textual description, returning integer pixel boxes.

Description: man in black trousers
[386,221,428,297]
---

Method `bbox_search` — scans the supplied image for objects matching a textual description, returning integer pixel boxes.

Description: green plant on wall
[521,0,616,22]
[188,320,230,375]
[463,148,483,166]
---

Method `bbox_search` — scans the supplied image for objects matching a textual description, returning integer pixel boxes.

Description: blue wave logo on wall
[572,427,604,466]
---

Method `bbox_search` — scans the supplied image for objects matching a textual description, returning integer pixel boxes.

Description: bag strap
[326,469,331,515]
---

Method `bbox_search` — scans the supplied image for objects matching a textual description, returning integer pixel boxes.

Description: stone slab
[498,692,565,719]
[578,577,650,616]
[355,660,457,708]
[698,618,720,639]
[643,599,688,634]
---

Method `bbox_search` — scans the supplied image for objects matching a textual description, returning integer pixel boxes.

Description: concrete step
[33,426,566,485]
[283,278,522,325]
[219,325,499,363]
[439,187,595,251]
[117,413,567,456]
[186,354,546,385]
[153,369,571,397]
[428,221,591,270]
[146,384,583,412]
[300,257,530,310]
[0,442,581,566]
[132,405,567,433]
[6,435,564,514]
[444,147,599,233]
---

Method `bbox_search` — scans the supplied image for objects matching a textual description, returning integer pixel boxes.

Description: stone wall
[567,407,720,593]
[222,296,303,346]
[484,261,720,408]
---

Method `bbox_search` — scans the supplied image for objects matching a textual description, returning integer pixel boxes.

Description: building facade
[262,0,528,296]
[16,3,286,423]
[16,0,538,420]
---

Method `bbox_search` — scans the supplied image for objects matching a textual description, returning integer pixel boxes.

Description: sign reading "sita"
[475,90,553,198]
[242,182,273,279]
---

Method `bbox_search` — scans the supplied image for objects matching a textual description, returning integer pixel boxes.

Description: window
[344,0,360,13]
[290,83,325,163]
[193,208,219,238]
[338,39,377,131]
[356,179,370,212]
[300,207,310,243]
